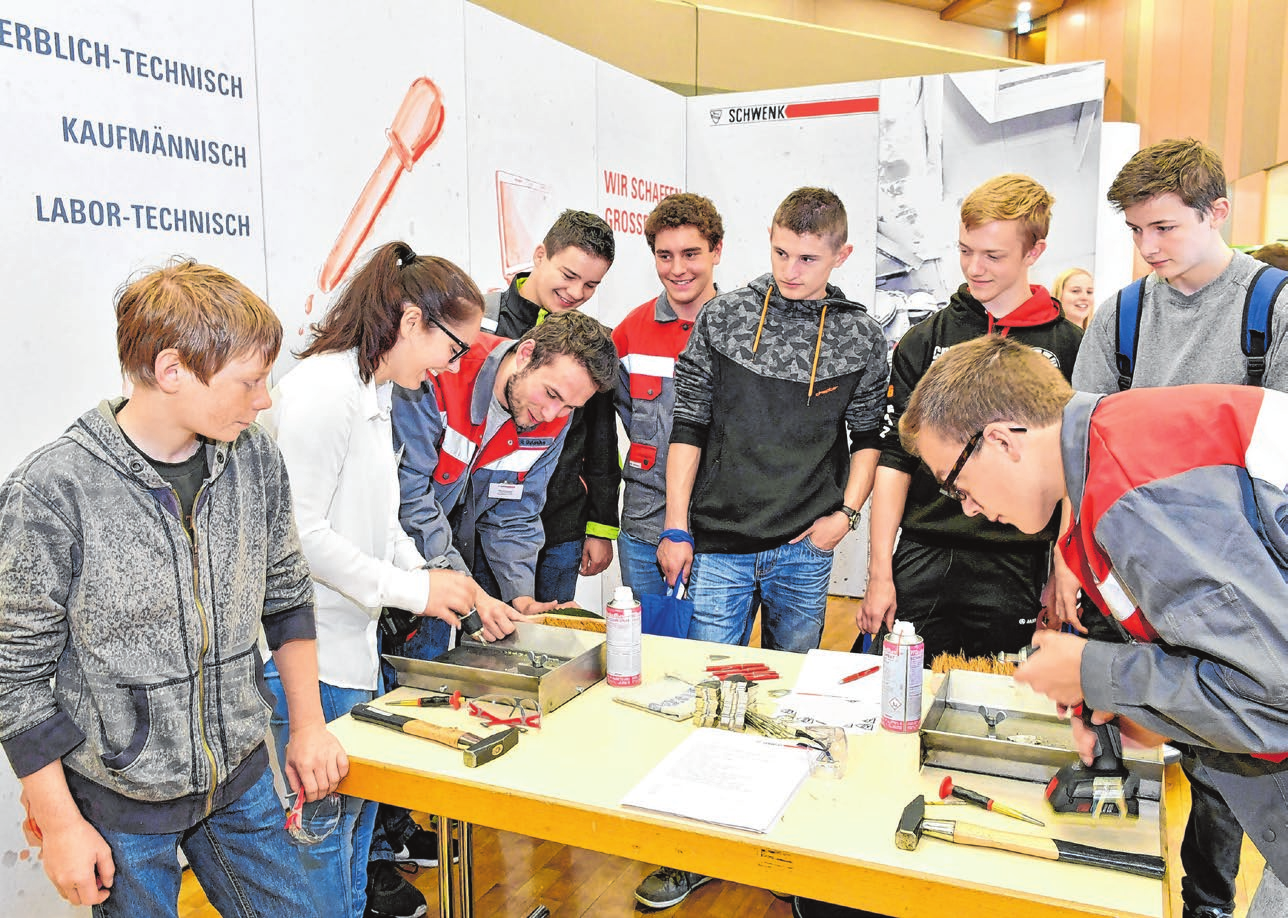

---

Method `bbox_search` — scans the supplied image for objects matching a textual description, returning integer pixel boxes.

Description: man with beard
[482,210,621,605]
[391,310,618,634]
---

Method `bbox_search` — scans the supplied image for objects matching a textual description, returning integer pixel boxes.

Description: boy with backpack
[1072,137,1288,918]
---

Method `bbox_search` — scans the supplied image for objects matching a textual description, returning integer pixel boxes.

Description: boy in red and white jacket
[613,193,724,598]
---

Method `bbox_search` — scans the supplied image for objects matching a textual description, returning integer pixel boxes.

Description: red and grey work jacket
[1059,386,1288,763]
[392,334,570,601]
[612,291,697,544]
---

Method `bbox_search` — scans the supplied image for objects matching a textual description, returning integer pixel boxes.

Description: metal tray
[920,670,1163,800]
[383,621,605,715]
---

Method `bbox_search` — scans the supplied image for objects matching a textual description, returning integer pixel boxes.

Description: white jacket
[260,350,429,689]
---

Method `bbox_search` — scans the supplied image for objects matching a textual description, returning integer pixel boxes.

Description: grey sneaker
[634,867,713,909]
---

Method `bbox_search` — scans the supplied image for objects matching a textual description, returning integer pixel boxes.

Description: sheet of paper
[620,728,814,833]
[772,694,880,734]
[776,649,884,733]
[793,649,884,699]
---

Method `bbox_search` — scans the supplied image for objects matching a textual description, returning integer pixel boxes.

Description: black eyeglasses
[428,315,470,364]
[938,426,1027,502]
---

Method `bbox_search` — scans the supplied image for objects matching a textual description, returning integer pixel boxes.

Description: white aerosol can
[880,620,924,733]
[606,586,642,687]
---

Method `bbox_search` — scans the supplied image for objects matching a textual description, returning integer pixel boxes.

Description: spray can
[606,586,642,687]
[880,620,924,733]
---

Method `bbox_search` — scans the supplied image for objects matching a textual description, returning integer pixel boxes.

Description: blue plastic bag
[640,581,693,639]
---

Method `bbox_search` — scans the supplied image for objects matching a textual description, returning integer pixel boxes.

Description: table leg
[457,820,474,918]
[436,813,454,917]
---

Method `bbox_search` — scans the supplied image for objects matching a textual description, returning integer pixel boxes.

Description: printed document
[620,728,814,833]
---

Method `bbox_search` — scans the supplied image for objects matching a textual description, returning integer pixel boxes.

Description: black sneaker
[634,867,713,909]
[365,860,427,918]
[392,826,460,868]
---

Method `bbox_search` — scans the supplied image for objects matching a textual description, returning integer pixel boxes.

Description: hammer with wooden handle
[894,795,1164,879]
[350,702,517,767]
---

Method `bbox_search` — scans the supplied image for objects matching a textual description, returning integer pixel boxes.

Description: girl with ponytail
[258,242,524,917]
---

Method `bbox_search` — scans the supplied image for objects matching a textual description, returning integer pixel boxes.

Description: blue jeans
[618,530,671,598]
[264,660,377,918]
[373,613,450,865]
[92,767,317,918]
[687,539,833,652]
[535,537,583,603]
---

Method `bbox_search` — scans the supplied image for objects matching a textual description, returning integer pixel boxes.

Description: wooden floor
[179,596,1266,917]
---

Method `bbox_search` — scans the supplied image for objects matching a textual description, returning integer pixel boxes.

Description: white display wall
[1,3,1109,912]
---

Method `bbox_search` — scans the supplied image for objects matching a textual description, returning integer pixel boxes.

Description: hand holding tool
[1046,707,1140,817]
[996,644,1039,666]
[895,795,1164,879]
[350,703,517,767]
[938,775,1045,827]
[459,608,488,643]
[1001,645,1141,817]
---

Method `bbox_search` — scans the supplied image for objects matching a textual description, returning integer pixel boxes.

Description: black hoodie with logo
[670,273,888,553]
[877,283,1083,548]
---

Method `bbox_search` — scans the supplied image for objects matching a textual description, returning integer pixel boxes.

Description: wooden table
[334,634,1175,918]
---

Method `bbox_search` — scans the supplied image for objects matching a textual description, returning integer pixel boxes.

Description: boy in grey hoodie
[1072,138,1288,918]
[0,261,344,917]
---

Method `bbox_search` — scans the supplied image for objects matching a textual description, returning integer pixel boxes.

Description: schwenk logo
[707,96,879,127]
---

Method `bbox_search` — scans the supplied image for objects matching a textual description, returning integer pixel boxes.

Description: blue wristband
[659,528,694,548]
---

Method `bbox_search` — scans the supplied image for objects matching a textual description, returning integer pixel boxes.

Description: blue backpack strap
[1242,265,1288,387]
[1114,278,1147,391]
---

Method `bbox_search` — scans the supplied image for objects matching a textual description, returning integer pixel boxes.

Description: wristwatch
[839,504,862,530]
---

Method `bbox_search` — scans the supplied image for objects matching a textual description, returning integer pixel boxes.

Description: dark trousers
[534,537,583,604]
[1082,601,1242,916]
[853,537,1047,661]
[1179,748,1242,913]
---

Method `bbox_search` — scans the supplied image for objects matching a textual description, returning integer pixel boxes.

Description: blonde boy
[858,174,1082,660]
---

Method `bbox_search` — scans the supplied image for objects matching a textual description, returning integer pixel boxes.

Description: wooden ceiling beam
[940,0,994,22]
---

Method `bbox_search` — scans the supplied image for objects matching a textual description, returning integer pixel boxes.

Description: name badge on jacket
[489,481,524,500]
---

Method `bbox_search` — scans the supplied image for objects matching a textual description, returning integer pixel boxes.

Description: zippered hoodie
[877,283,1083,548]
[0,400,315,833]
[671,273,888,553]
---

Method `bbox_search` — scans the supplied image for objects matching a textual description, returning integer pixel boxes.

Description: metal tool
[350,703,518,767]
[996,644,1039,666]
[1046,707,1141,817]
[383,690,464,708]
[894,795,1164,879]
[999,644,1140,817]
[978,705,1008,737]
[459,608,487,643]
[938,775,1045,827]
